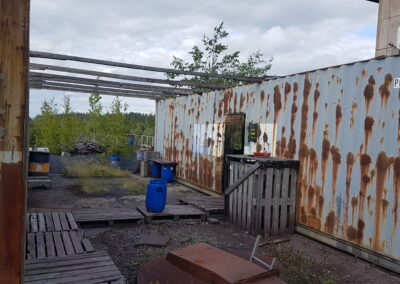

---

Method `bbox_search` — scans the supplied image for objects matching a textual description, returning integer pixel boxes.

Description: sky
[29,0,379,117]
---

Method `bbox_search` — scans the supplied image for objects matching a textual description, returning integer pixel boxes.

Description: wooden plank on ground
[69,231,84,254]
[26,233,36,259]
[59,212,70,231]
[30,213,38,233]
[37,213,46,232]
[53,232,66,257]
[61,231,75,255]
[82,239,95,252]
[66,212,78,230]
[45,232,56,257]
[136,205,205,222]
[36,232,46,259]
[44,212,54,232]
[52,212,62,231]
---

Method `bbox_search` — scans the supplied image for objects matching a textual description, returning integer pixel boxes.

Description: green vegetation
[167,22,273,86]
[64,161,132,178]
[29,94,155,155]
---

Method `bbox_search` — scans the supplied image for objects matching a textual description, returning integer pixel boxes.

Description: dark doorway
[223,113,245,192]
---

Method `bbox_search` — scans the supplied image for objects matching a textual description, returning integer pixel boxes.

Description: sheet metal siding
[156,56,400,260]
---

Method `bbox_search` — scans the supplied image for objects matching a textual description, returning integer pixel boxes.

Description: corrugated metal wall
[156,56,400,260]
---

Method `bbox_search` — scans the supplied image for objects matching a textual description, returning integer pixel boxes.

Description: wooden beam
[0,1,30,283]
[30,50,265,83]
[29,63,231,89]
[29,72,197,95]
[30,82,168,100]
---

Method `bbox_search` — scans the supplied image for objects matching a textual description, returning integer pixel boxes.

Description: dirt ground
[28,175,400,284]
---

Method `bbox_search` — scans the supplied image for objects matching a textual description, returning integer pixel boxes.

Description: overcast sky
[29,0,379,117]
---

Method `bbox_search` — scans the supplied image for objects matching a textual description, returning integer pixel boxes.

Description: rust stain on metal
[392,157,400,238]
[312,83,320,143]
[359,153,372,217]
[324,211,336,235]
[272,85,282,146]
[335,103,342,143]
[364,75,375,114]
[361,69,367,78]
[364,116,375,151]
[379,74,393,108]
[330,146,341,210]
[344,153,355,229]
[321,129,330,191]
[260,90,265,104]
[350,102,358,129]
[377,67,382,73]
[285,85,298,159]
[373,152,391,250]
[284,82,291,111]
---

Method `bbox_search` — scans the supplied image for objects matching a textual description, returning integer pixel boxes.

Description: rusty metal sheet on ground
[166,243,282,283]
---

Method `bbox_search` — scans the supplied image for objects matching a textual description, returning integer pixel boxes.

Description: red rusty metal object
[166,243,283,284]
[0,0,30,283]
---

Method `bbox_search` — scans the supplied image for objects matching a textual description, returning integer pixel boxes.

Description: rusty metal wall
[0,0,30,283]
[156,55,400,261]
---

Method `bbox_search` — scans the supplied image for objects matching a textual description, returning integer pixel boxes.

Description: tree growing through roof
[167,22,273,86]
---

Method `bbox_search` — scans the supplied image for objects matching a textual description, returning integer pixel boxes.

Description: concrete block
[391,0,400,18]
[378,0,391,20]
[376,18,390,50]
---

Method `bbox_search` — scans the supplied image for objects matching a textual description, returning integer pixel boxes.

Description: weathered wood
[232,163,238,225]
[254,170,263,235]
[26,213,30,233]
[44,212,54,232]
[279,168,290,233]
[30,50,264,82]
[26,233,36,259]
[237,164,243,229]
[53,232,65,257]
[30,213,38,233]
[73,208,144,224]
[36,232,46,259]
[288,169,297,233]
[30,63,230,89]
[45,232,56,257]
[82,239,95,253]
[66,212,78,230]
[263,168,274,232]
[69,231,84,254]
[61,231,75,255]
[30,71,197,94]
[246,170,254,233]
[52,212,62,231]
[225,162,260,195]
[241,165,249,230]
[59,213,70,231]
[37,213,46,232]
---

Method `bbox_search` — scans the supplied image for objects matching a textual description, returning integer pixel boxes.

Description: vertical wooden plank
[53,232,66,257]
[61,230,75,255]
[246,171,254,233]
[254,169,263,235]
[237,163,243,229]
[228,163,234,223]
[66,212,78,230]
[279,168,290,233]
[232,163,238,225]
[0,0,30,282]
[45,231,55,257]
[30,213,38,233]
[263,168,274,233]
[26,233,36,259]
[37,212,46,232]
[44,212,54,232]
[26,213,30,233]
[69,230,84,254]
[272,169,283,234]
[59,212,70,230]
[288,169,298,233]
[36,232,46,258]
[52,212,62,231]
[241,164,249,230]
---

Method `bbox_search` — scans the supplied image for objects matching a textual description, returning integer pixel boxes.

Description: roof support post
[0,0,30,283]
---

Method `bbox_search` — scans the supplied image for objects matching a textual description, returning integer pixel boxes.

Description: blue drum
[145,180,167,213]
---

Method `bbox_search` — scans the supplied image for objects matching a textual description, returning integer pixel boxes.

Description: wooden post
[0,0,30,283]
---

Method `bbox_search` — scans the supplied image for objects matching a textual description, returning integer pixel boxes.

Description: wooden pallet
[179,196,224,215]
[26,230,94,259]
[27,212,78,233]
[24,251,125,284]
[72,208,144,226]
[137,205,206,223]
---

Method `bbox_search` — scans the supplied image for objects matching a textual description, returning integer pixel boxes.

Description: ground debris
[134,234,170,247]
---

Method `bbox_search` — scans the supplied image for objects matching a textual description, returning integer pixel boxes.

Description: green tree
[87,93,103,141]
[167,22,273,86]
[35,98,61,153]
[59,96,82,151]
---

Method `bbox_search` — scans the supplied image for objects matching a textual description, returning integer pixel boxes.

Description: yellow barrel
[29,151,50,176]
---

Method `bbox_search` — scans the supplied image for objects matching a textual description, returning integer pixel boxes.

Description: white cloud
[29,0,379,116]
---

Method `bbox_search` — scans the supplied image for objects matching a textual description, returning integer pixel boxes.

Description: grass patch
[64,161,131,178]
[78,177,108,194]
[121,179,147,194]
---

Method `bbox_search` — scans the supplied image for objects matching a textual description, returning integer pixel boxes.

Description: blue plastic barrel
[151,162,162,178]
[110,154,121,168]
[146,180,167,213]
[161,165,174,183]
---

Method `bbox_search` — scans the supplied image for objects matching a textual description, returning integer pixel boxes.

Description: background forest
[29,94,155,156]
